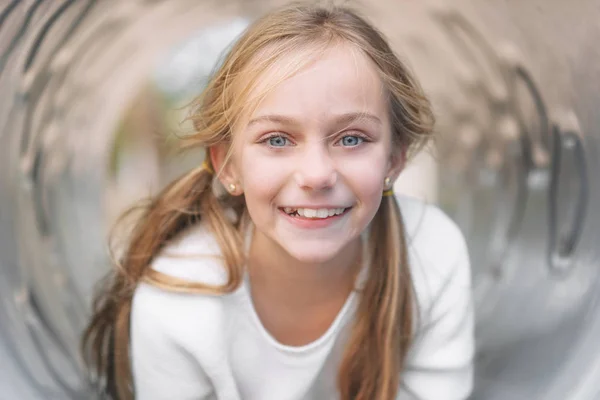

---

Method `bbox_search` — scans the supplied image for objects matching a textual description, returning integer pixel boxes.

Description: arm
[399,206,475,400]
[130,283,214,400]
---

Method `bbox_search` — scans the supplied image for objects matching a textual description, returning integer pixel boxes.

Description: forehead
[238,43,387,127]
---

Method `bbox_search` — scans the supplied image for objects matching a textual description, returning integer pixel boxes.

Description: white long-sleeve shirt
[130,195,474,399]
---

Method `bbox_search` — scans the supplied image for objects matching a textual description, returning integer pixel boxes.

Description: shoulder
[151,222,228,285]
[130,224,245,397]
[394,195,474,398]
[396,194,467,262]
[131,222,231,350]
[130,281,235,397]
[395,194,471,313]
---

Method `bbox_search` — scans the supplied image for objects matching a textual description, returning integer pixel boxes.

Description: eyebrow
[246,111,383,128]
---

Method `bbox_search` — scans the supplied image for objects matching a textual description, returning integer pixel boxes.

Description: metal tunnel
[0,0,599,398]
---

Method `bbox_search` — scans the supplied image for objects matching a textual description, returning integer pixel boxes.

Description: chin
[281,242,345,265]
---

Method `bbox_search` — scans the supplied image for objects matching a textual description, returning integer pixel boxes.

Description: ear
[385,146,407,188]
[208,144,243,195]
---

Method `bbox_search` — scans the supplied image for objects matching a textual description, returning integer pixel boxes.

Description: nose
[294,144,337,191]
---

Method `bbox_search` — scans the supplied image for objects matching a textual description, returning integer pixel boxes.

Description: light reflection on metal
[547,113,588,274]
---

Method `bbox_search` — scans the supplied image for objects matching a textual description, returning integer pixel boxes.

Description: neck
[246,228,363,346]
[247,230,362,308]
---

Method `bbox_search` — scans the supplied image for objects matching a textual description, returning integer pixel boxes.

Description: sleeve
[399,207,475,400]
[130,283,215,400]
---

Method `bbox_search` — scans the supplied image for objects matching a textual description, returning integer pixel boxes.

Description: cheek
[338,149,388,193]
[238,147,289,209]
[239,173,275,225]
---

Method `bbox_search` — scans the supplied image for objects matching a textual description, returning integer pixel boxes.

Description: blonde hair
[81,2,434,399]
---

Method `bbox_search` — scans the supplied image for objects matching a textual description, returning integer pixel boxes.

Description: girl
[82,3,474,400]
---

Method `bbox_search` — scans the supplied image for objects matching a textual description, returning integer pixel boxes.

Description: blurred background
[0,0,599,398]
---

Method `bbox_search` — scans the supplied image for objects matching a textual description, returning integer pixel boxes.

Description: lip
[278,206,351,229]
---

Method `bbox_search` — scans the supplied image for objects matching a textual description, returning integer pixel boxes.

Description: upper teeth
[283,207,346,218]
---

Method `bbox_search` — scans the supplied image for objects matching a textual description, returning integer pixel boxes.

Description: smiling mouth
[279,207,351,219]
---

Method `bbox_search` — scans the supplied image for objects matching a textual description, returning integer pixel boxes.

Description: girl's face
[227,44,401,264]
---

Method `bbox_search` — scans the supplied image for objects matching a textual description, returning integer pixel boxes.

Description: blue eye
[268,135,289,147]
[340,135,364,147]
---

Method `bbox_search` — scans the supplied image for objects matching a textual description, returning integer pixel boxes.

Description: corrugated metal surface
[0,0,598,398]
